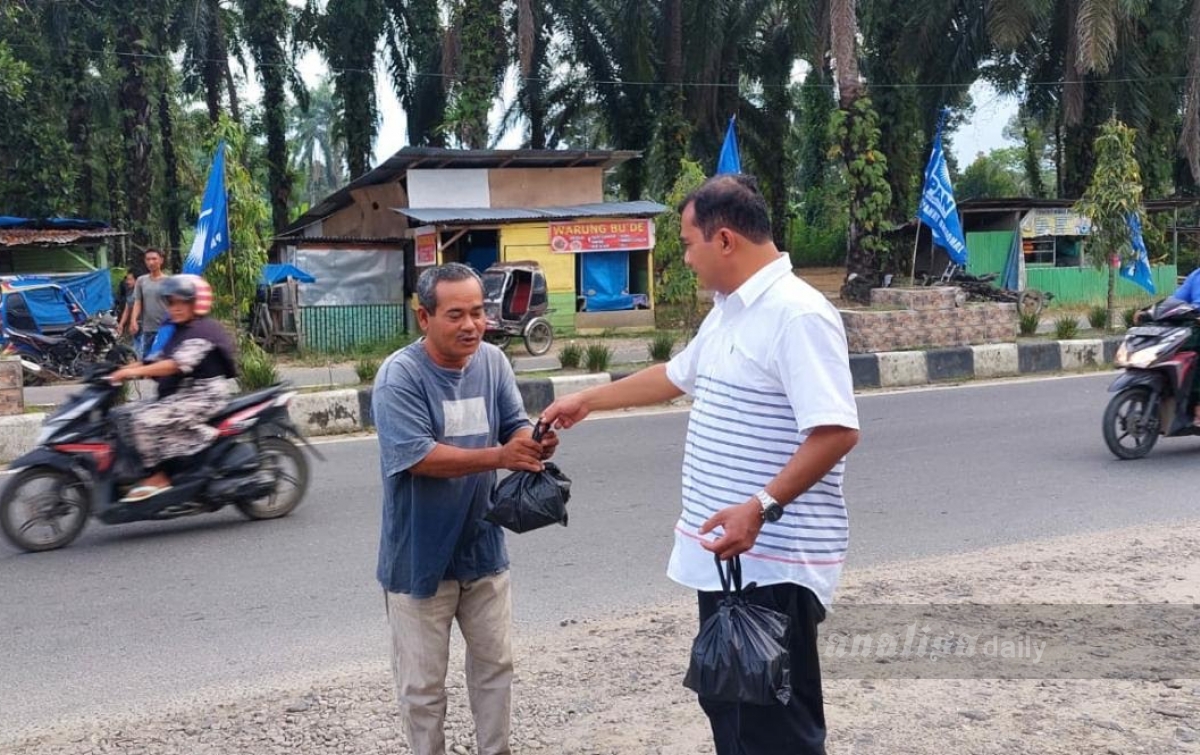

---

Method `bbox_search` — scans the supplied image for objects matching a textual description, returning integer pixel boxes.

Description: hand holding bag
[484,422,571,533]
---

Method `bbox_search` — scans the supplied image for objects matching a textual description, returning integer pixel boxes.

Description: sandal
[120,485,172,503]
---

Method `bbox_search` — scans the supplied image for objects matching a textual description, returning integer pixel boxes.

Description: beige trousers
[385,571,513,755]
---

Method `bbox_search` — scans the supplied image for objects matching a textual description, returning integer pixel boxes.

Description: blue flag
[1120,212,1156,294]
[918,110,968,266]
[148,141,230,359]
[185,140,230,274]
[716,116,741,175]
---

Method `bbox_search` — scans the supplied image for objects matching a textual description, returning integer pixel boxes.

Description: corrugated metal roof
[0,228,127,247]
[395,201,667,225]
[277,147,643,238]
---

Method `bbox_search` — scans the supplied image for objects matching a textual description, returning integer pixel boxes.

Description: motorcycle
[3,313,134,385]
[0,366,323,552]
[1102,297,1200,459]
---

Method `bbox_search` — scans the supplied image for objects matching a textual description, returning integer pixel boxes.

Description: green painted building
[913,198,1198,304]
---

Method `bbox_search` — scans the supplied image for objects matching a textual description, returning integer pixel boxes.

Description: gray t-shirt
[373,340,530,598]
[133,274,169,333]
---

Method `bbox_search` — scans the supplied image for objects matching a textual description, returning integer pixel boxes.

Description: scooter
[0,366,323,552]
[1103,297,1200,459]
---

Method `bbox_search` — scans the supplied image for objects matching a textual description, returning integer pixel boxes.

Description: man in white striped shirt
[542,174,859,755]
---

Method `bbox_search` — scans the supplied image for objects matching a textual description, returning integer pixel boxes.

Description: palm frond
[1075,0,1119,73]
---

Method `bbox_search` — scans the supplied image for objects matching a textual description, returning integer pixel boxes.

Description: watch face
[763,504,784,522]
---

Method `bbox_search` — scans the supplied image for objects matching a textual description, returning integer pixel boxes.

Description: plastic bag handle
[532,420,549,443]
[714,553,743,595]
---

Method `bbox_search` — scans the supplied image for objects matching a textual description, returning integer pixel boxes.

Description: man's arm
[540,363,683,429]
[698,425,859,559]
[128,281,143,335]
[408,433,543,478]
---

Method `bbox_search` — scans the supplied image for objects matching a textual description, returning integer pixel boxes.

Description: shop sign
[1020,209,1092,238]
[415,226,438,266]
[549,219,654,253]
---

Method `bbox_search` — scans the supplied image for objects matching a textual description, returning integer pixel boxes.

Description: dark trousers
[697,582,828,755]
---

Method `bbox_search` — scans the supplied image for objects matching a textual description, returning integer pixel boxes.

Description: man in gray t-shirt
[125,248,169,359]
[374,263,556,755]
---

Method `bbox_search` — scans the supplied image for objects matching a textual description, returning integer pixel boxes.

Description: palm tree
[239,0,307,233]
[556,0,662,198]
[173,0,242,124]
[440,0,507,148]
[382,0,446,147]
[289,79,346,207]
[299,0,385,179]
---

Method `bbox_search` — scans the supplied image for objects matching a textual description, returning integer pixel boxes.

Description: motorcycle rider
[108,274,239,502]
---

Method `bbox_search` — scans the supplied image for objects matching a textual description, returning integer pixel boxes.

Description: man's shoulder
[378,342,424,380]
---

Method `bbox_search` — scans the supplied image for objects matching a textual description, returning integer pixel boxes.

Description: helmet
[159,274,213,316]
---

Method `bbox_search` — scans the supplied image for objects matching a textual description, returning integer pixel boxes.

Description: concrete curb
[0,337,1128,463]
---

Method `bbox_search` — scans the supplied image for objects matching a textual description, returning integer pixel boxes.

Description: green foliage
[238,338,279,391]
[1087,305,1110,330]
[653,158,706,307]
[584,342,612,373]
[200,118,270,322]
[355,357,380,384]
[788,213,848,268]
[1053,315,1079,340]
[957,150,1025,200]
[440,0,506,148]
[1019,310,1041,336]
[1075,119,1145,270]
[558,342,583,369]
[648,332,676,362]
[1074,118,1146,332]
[830,98,894,283]
[1123,307,1139,329]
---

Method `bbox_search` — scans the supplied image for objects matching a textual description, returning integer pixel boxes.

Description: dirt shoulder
[6,520,1200,754]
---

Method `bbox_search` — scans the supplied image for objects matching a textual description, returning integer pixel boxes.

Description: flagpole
[910,219,922,285]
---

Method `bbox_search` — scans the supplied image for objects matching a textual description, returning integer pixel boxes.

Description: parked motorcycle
[0,367,322,552]
[3,313,134,384]
[1102,297,1200,459]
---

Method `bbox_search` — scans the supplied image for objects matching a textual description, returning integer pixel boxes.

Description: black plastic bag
[485,424,570,533]
[683,554,792,706]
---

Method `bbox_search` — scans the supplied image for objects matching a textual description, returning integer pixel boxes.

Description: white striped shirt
[665,254,859,606]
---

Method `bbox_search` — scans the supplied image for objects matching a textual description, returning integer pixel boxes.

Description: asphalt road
[3,372,1200,736]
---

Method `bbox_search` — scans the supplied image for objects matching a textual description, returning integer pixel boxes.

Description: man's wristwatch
[755,489,784,523]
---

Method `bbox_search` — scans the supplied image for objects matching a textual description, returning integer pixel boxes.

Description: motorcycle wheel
[1103,387,1160,460]
[235,437,310,520]
[0,467,90,552]
[484,333,512,350]
[523,319,554,356]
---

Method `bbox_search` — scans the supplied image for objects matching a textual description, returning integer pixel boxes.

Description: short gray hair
[416,263,483,313]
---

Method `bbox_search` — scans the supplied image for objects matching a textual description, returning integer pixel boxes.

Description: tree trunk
[159,88,182,268]
[117,21,153,249]
[1107,261,1116,331]
[830,0,862,108]
[66,53,93,217]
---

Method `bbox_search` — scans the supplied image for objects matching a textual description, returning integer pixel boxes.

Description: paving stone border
[0,337,1126,463]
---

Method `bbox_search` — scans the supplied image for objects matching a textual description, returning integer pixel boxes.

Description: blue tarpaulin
[0,216,112,230]
[580,252,635,311]
[4,269,114,329]
[261,263,315,285]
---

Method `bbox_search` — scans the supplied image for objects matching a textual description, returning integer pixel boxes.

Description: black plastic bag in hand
[683,555,792,706]
[485,424,570,534]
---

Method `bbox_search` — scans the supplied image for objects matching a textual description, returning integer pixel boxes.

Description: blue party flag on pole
[716,116,741,175]
[147,140,230,358]
[1120,212,1156,294]
[917,110,968,267]
[185,140,230,274]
